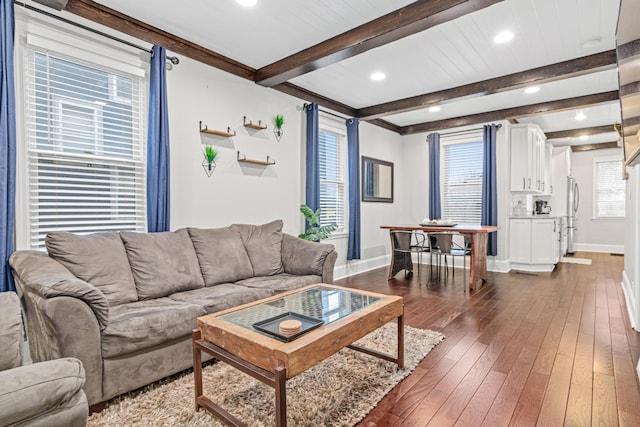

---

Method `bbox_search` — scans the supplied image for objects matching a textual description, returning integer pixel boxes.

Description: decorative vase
[202,159,216,177]
[274,127,283,142]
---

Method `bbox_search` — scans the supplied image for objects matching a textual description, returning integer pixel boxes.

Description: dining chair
[389,230,430,281]
[428,232,472,288]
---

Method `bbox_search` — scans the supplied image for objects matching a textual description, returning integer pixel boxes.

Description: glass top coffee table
[192,284,404,427]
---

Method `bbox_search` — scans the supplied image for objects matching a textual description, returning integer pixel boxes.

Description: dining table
[380,224,499,290]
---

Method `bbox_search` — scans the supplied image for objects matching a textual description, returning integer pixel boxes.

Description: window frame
[592,155,625,220]
[439,134,484,225]
[14,12,148,250]
[318,114,348,235]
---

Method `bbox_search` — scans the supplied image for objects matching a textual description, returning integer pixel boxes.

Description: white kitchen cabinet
[531,218,559,264]
[510,124,548,193]
[510,219,532,263]
[509,217,560,271]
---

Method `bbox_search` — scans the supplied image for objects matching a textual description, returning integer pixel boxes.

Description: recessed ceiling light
[236,0,257,7]
[579,135,589,141]
[370,72,386,81]
[574,110,587,121]
[428,106,441,113]
[524,86,540,94]
[493,31,514,44]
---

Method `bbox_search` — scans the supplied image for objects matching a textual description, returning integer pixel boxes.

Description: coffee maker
[534,200,551,214]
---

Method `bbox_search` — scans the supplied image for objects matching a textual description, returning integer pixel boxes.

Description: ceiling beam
[545,125,615,140]
[272,83,402,133]
[570,142,620,152]
[64,0,256,81]
[273,83,358,118]
[255,0,504,87]
[399,91,619,135]
[357,50,617,120]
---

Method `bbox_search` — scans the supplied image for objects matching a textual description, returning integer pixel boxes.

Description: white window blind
[594,158,625,218]
[23,48,146,249]
[441,140,483,224]
[318,126,346,231]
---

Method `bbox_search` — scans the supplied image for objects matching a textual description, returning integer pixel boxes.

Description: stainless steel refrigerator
[567,176,579,254]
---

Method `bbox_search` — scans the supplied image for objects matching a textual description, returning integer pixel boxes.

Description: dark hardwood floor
[337,252,640,426]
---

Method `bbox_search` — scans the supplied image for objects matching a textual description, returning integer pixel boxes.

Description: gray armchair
[0,291,88,427]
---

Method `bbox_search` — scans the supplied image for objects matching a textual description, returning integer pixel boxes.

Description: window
[441,139,483,224]
[21,45,146,249]
[594,157,625,219]
[318,117,347,232]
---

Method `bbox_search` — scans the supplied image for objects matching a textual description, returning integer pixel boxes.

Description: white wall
[165,54,408,279]
[570,147,625,253]
[623,164,639,330]
[402,123,511,272]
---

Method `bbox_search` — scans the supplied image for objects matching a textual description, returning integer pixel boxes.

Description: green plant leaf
[274,114,285,129]
[298,204,336,241]
[203,145,218,163]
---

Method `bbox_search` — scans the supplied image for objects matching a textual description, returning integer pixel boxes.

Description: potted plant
[298,204,337,242]
[274,114,284,141]
[202,145,219,177]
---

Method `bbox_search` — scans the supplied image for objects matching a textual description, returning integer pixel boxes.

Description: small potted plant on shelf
[274,114,284,141]
[202,145,219,177]
[298,204,337,242]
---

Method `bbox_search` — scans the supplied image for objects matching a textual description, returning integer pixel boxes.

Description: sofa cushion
[231,220,284,276]
[120,230,205,300]
[235,273,322,293]
[101,298,206,358]
[45,231,137,306]
[169,284,273,314]
[187,227,254,286]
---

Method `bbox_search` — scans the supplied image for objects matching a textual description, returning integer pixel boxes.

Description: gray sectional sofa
[9,220,337,406]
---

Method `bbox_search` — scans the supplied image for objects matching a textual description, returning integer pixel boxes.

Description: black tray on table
[252,312,324,342]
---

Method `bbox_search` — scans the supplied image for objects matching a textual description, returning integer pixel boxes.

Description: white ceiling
[93,0,623,145]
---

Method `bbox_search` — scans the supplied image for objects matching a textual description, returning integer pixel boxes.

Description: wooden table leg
[192,329,203,412]
[468,232,489,290]
[397,312,404,369]
[274,365,287,427]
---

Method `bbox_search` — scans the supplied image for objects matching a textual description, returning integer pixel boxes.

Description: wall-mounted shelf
[243,116,267,130]
[199,121,236,137]
[237,151,275,166]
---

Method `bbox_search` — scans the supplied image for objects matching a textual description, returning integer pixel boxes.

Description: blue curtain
[147,46,170,232]
[0,0,15,292]
[346,118,360,260]
[482,124,498,256]
[428,133,441,220]
[305,103,320,212]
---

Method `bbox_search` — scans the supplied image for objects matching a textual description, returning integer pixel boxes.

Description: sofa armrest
[9,251,109,331]
[0,357,87,426]
[0,292,23,371]
[281,234,337,283]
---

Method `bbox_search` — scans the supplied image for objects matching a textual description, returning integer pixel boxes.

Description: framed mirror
[361,156,394,202]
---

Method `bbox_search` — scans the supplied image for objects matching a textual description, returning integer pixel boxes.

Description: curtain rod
[437,124,502,137]
[303,103,353,121]
[13,0,179,65]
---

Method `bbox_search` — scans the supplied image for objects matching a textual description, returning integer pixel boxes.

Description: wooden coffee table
[192,284,404,426]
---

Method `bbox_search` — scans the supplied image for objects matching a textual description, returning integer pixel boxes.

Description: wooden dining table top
[380,224,499,233]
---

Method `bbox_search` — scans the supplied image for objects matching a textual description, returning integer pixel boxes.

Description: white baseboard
[488,258,511,273]
[334,255,390,280]
[622,270,639,331]
[573,243,624,254]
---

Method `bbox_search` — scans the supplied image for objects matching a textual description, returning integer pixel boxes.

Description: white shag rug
[88,324,444,427]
